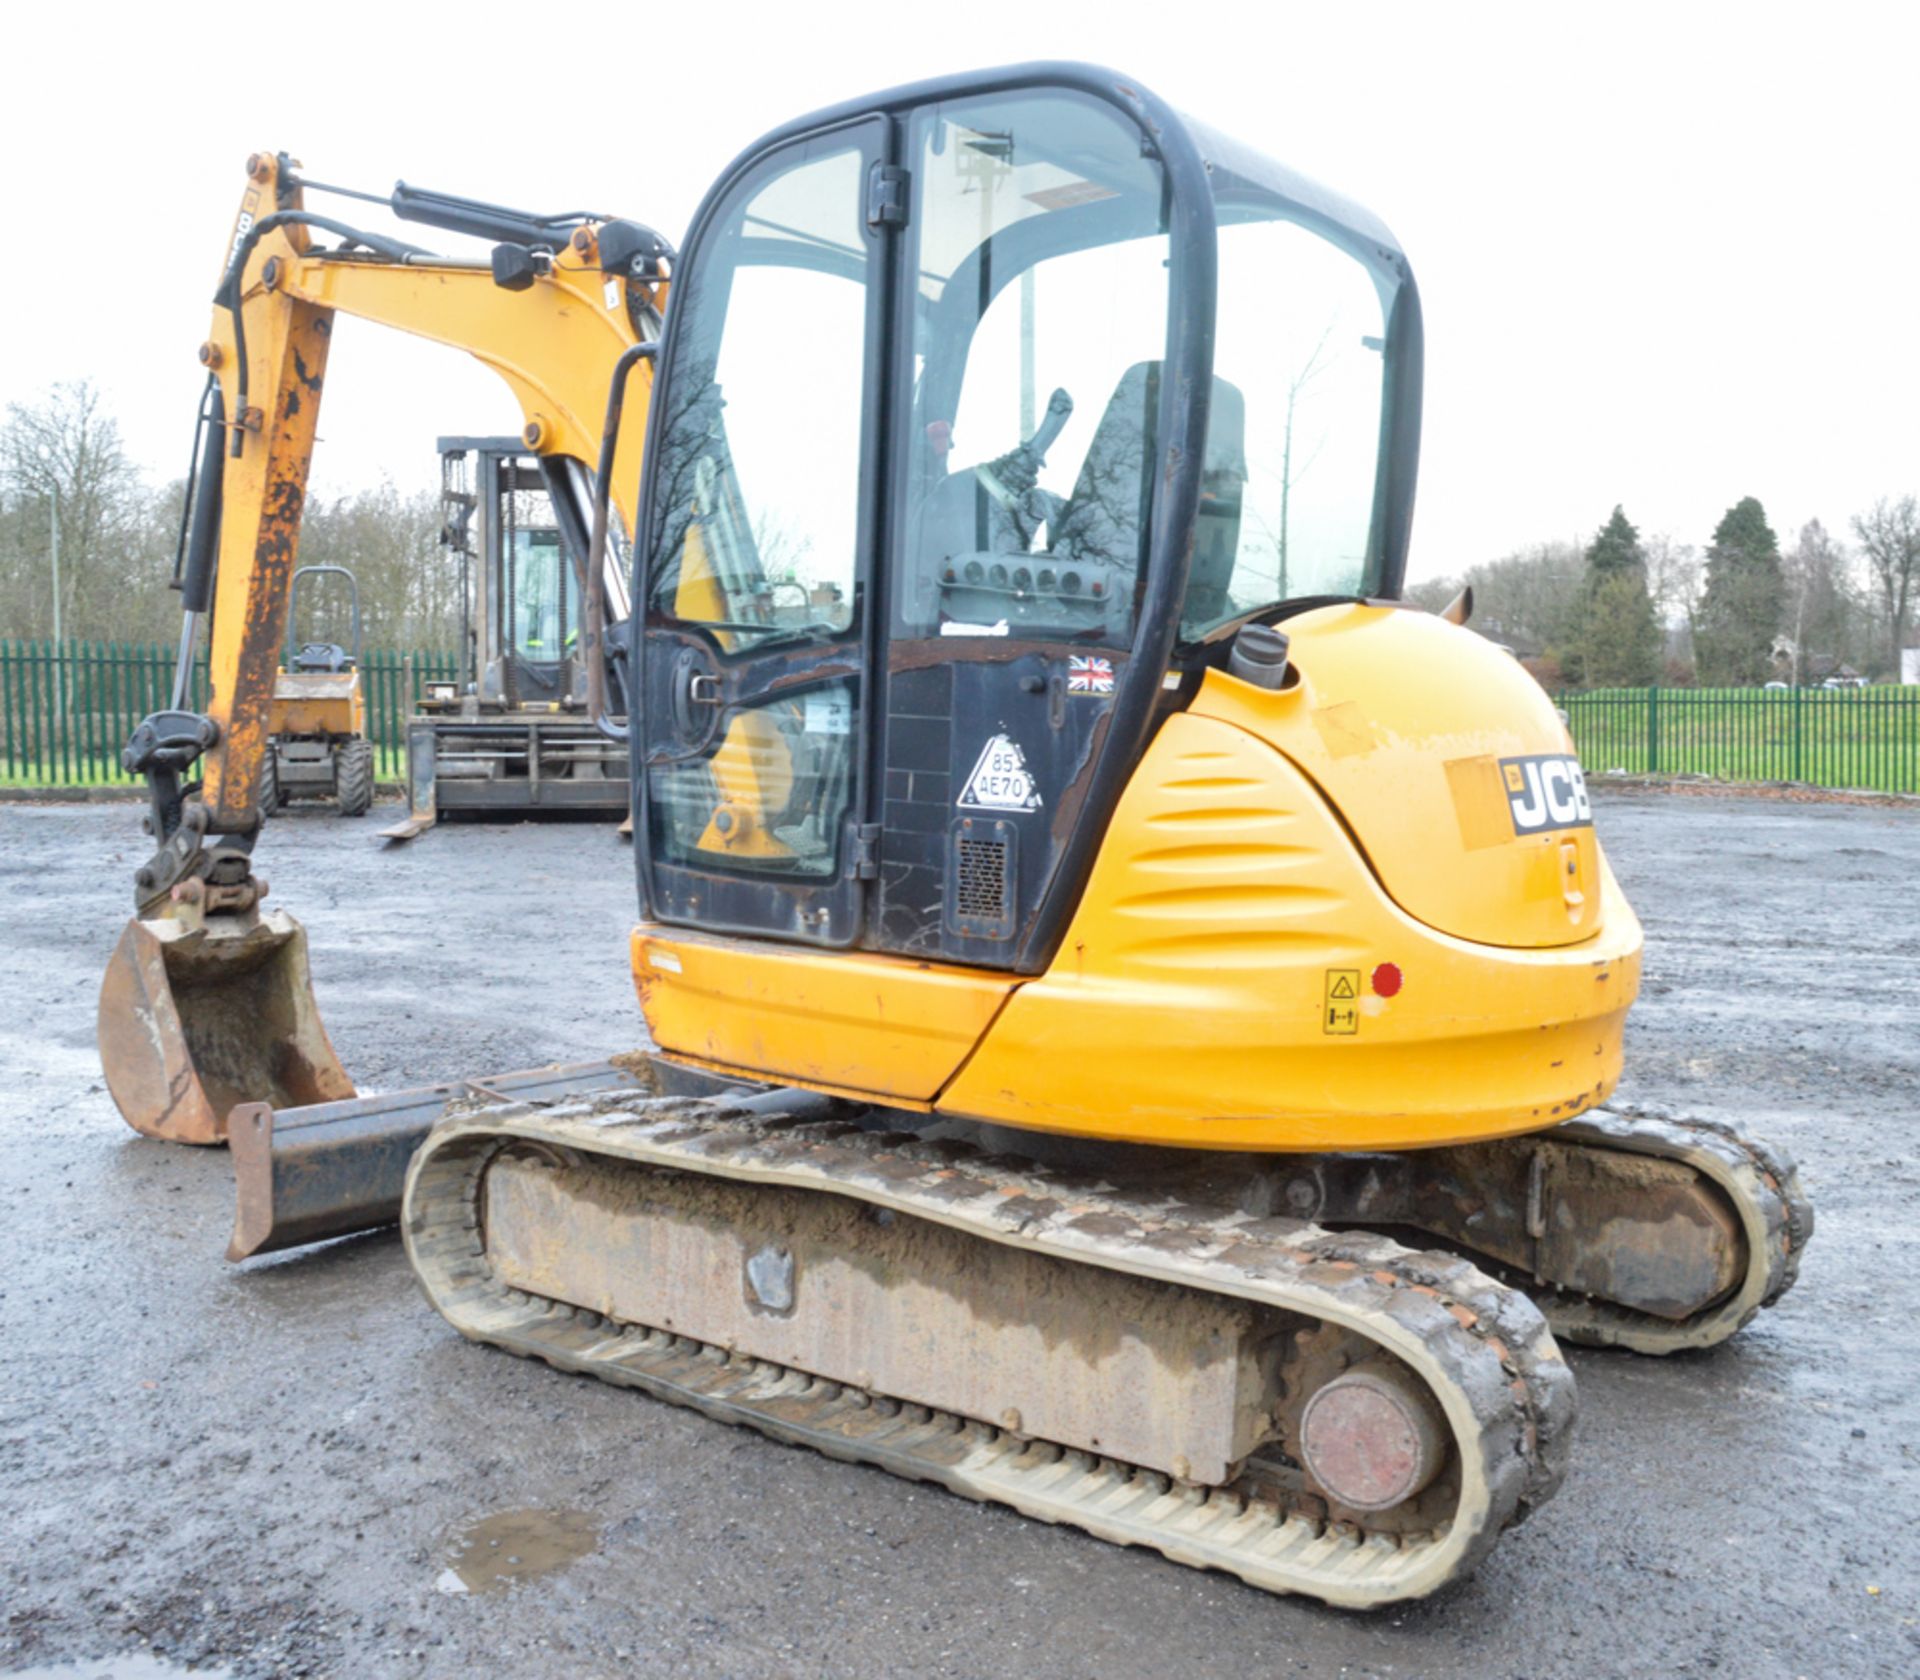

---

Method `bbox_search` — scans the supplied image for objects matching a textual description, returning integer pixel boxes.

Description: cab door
[635,121,888,946]
[870,87,1182,973]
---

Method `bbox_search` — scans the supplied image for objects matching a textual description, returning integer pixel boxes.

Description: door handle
[687,673,721,706]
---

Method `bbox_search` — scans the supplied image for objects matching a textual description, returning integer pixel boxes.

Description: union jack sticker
[1066,655,1115,697]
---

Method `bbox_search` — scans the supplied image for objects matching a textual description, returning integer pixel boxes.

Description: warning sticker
[803,690,852,735]
[958,732,1043,812]
[1323,969,1361,1035]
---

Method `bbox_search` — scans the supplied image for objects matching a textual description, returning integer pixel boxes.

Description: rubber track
[404,1093,1576,1607]
[1540,1108,1814,1354]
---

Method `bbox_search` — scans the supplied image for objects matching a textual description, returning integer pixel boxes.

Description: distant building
[1903,629,1920,685]
[1772,633,1866,687]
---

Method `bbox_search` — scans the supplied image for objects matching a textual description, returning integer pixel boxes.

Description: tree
[1583,505,1643,578]
[1642,533,1701,626]
[1570,506,1659,687]
[1694,497,1784,686]
[1469,542,1587,659]
[1782,519,1865,682]
[1402,543,1585,658]
[0,381,156,640]
[1402,575,1463,615]
[295,480,456,653]
[1276,321,1338,598]
[1851,495,1920,679]
[1641,532,1702,680]
[0,382,473,654]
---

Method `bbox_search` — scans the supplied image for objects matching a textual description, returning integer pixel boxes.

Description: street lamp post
[49,477,60,648]
[40,447,64,722]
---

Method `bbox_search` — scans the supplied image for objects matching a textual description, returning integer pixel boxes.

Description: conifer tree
[1694,497,1784,685]
[1571,505,1660,687]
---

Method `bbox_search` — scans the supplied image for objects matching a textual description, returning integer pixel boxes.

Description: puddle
[435,1507,600,1595]
[2,1659,233,1678]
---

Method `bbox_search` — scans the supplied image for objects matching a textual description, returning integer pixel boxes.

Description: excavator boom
[98,150,666,1143]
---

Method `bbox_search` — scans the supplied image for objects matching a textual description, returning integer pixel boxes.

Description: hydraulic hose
[584,341,657,744]
[215,211,429,458]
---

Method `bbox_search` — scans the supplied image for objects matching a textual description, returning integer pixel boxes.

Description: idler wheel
[1298,1360,1448,1513]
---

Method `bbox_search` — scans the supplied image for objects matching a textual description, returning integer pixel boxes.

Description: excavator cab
[622,65,1644,1148]
[632,69,1416,970]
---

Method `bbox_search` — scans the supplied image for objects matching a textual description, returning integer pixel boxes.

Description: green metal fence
[1560,686,1920,794]
[0,639,458,787]
[6,646,1915,796]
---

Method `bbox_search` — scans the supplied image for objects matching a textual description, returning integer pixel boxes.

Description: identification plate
[959,733,1042,811]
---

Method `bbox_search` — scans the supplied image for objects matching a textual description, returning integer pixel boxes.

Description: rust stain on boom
[205,304,335,826]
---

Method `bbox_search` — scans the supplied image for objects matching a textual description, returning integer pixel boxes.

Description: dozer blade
[227,1055,743,1260]
[98,907,354,1145]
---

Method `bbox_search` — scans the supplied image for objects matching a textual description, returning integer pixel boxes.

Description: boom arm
[171,150,665,865]
[99,150,668,1145]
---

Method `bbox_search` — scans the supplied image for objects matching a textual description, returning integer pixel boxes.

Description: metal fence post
[1646,686,1659,775]
[1791,686,1804,784]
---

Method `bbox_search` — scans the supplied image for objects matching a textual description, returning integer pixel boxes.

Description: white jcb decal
[229,189,260,266]
[1500,754,1593,835]
[959,732,1042,812]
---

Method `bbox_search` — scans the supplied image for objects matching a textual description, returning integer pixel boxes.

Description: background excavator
[96,64,1812,1609]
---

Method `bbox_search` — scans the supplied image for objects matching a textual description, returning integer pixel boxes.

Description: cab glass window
[645,142,867,647]
[1182,212,1389,638]
[895,93,1170,645]
[508,526,568,659]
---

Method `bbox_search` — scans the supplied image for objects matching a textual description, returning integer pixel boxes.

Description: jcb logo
[1500,754,1592,835]
[229,190,260,266]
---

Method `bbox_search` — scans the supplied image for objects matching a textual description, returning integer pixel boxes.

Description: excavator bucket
[97,907,354,1145]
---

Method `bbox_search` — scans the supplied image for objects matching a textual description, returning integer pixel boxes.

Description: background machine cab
[386,436,633,838]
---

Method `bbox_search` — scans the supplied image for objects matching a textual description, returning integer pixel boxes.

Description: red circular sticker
[1370,962,1403,999]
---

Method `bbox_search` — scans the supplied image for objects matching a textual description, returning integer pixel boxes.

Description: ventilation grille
[947,820,1016,940]
[956,837,1008,917]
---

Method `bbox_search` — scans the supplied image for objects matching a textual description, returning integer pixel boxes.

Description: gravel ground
[1,789,1916,1679]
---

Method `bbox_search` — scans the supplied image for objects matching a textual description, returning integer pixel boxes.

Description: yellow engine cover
[633,607,1642,1152]
[940,710,1638,1149]
[1197,604,1601,948]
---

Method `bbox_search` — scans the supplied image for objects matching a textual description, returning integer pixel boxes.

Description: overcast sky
[3,2,1914,584]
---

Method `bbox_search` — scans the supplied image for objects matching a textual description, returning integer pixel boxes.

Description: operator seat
[1046,361,1246,622]
[291,641,353,674]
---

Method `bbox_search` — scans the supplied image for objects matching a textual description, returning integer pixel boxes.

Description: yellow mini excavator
[97,65,1810,1608]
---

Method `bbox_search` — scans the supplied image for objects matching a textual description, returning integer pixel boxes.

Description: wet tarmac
[2,790,1916,1678]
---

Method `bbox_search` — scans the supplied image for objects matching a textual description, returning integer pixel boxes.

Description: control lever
[981,387,1074,499]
